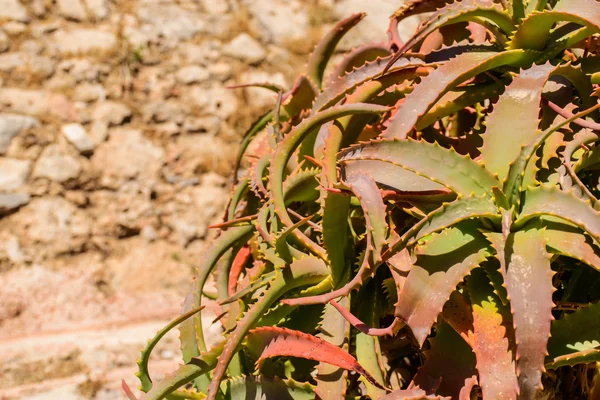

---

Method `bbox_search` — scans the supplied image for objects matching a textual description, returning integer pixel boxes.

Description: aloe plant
[126,1,600,399]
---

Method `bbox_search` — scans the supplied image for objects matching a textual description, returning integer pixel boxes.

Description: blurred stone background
[0,1,417,398]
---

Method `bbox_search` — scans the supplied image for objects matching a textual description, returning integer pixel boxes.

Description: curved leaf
[395,225,491,345]
[546,301,600,369]
[307,13,365,89]
[480,63,558,182]
[393,0,514,58]
[382,50,533,140]
[517,186,600,241]
[491,227,554,399]
[340,138,501,196]
[270,103,389,259]
[380,388,450,400]
[467,269,518,400]
[511,0,600,50]
[543,222,600,272]
[227,375,315,400]
[246,326,387,390]
[327,43,390,82]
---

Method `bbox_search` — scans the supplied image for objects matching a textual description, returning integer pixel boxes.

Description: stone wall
[0,1,416,398]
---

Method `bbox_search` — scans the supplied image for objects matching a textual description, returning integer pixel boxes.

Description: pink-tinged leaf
[480,63,558,182]
[511,0,600,50]
[315,298,350,400]
[123,380,139,400]
[517,186,600,242]
[546,301,600,369]
[307,13,366,89]
[228,246,251,296]
[395,225,491,345]
[344,171,387,262]
[542,222,600,272]
[391,0,513,59]
[467,269,518,400]
[492,228,554,400]
[328,43,390,82]
[383,50,532,140]
[380,387,450,399]
[313,55,424,112]
[413,321,477,398]
[339,138,500,197]
[246,326,388,390]
[283,75,317,118]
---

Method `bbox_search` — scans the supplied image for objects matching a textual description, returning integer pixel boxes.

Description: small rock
[135,3,204,44]
[31,0,46,17]
[85,0,109,19]
[3,22,27,36]
[142,101,184,124]
[207,62,233,81]
[0,52,55,78]
[183,116,219,135]
[89,121,108,144]
[57,0,87,21]
[155,121,180,137]
[33,145,82,183]
[0,158,31,191]
[188,85,239,119]
[0,0,29,22]
[0,31,9,53]
[52,28,117,55]
[0,233,27,263]
[175,65,210,85]
[200,0,230,14]
[222,33,266,64]
[20,40,44,55]
[243,0,309,46]
[0,88,75,121]
[92,101,132,126]
[0,114,40,154]
[0,193,30,215]
[73,83,106,102]
[61,123,95,154]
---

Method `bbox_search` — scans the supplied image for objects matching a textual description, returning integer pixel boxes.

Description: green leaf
[467,269,518,400]
[511,0,600,50]
[270,103,389,260]
[227,375,315,400]
[394,0,514,57]
[395,225,491,345]
[322,191,351,287]
[382,50,533,140]
[480,63,558,182]
[339,138,501,197]
[517,186,600,242]
[546,301,600,369]
[542,222,600,272]
[306,13,365,89]
[314,298,350,400]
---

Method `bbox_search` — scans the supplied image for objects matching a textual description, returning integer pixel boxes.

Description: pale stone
[243,0,309,45]
[0,0,29,22]
[52,29,117,55]
[0,193,30,215]
[222,33,266,64]
[85,0,109,19]
[175,65,210,84]
[0,114,39,154]
[0,158,31,191]
[61,123,94,154]
[33,145,81,183]
[57,0,87,21]
[92,101,132,125]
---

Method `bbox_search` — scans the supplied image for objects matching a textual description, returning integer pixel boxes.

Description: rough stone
[0,158,31,191]
[0,114,40,155]
[0,52,55,78]
[85,0,109,19]
[222,33,266,64]
[92,101,132,126]
[135,3,204,45]
[243,0,309,45]
[175,65,210,85]
[0,0,29,22]
[61,123,94,154]
[32,145,82,183]
[57,0,87,21]
[73,83,106,102]
[142,101,184,124]
[0,193,30,215]
[2,22,27,36]
[0,30,9,53]
[51,29,117,55]
[187,85,239,120]
[91,128,163,188]
[0,88,75,121]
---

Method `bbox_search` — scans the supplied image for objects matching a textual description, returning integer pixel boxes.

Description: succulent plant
[126,0,600,399]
